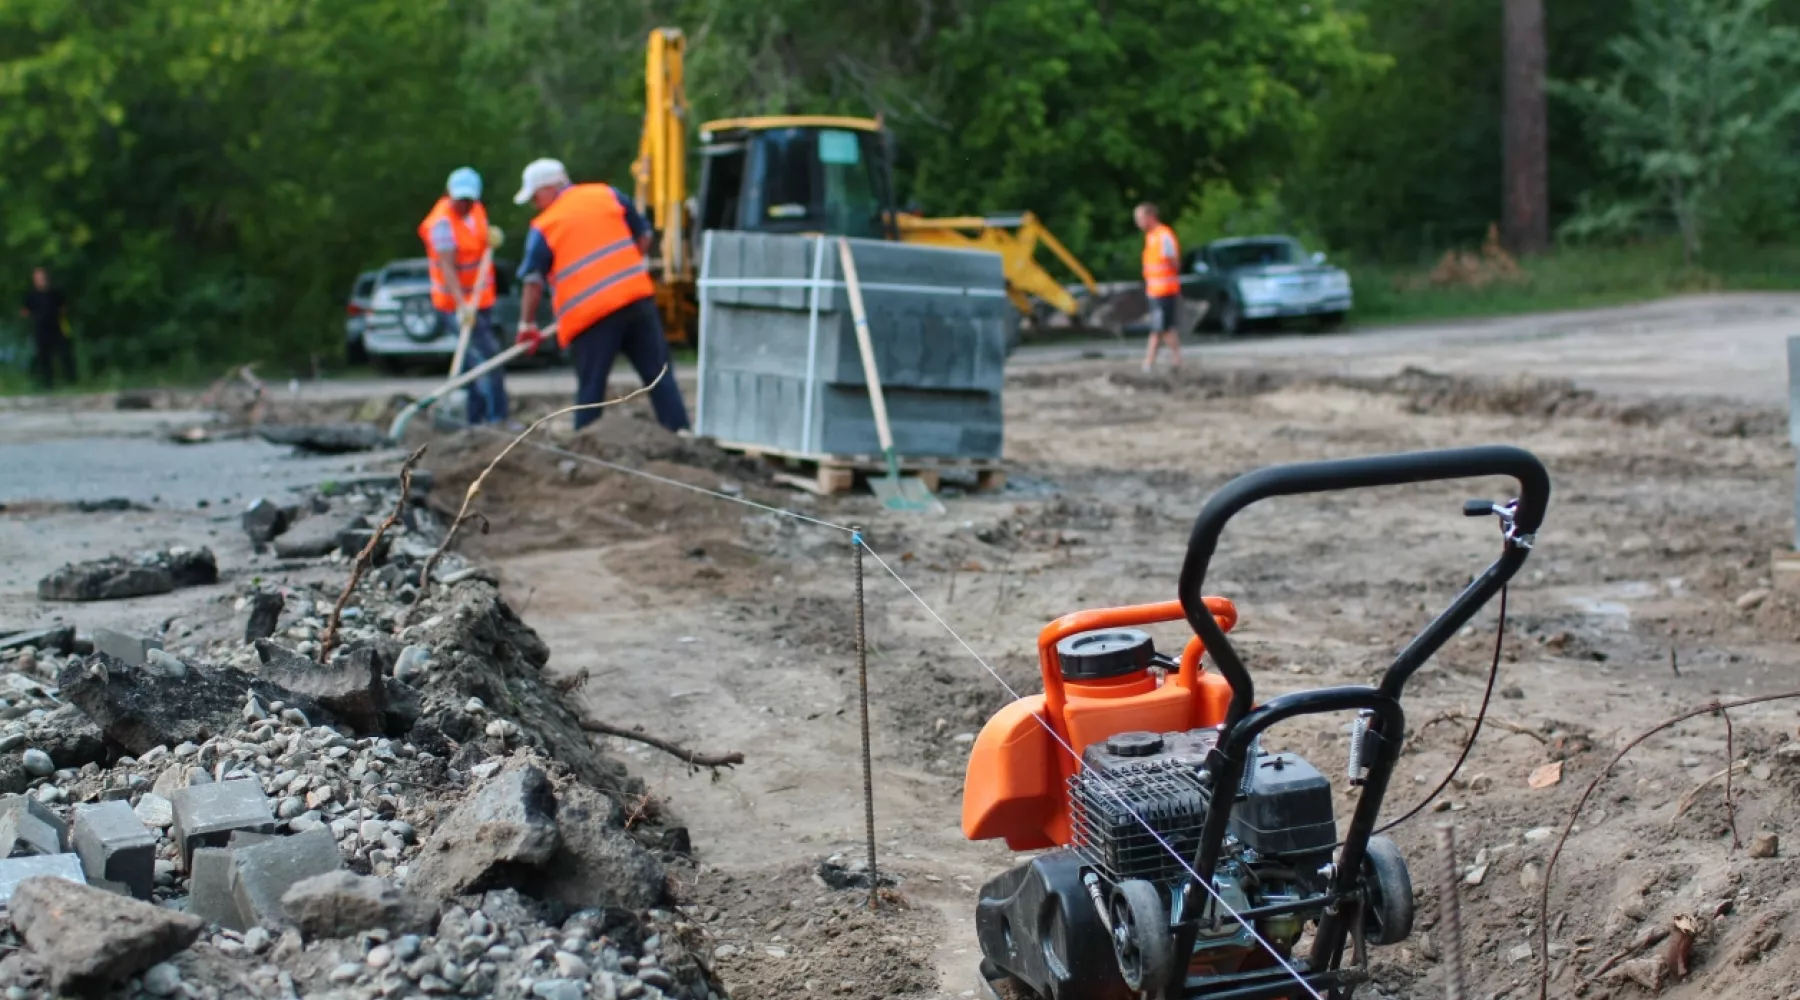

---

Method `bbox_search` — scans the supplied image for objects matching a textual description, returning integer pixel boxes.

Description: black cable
[1374,583,1508,835]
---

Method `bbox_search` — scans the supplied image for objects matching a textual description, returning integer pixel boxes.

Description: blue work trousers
[566,297,690,432]
[443,308,510,425]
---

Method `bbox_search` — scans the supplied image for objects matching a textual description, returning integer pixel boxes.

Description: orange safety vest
[531,184,655,347]
[1142,223,1181,299]
[417,197,496,312]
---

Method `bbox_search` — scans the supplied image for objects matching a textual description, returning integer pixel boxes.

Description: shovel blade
[869,473,943,514]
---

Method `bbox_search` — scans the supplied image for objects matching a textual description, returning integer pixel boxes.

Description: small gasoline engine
[961,447,1551,1000]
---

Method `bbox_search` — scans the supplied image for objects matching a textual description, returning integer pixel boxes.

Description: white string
[472,426,1329,998]
[855,541,1327,999]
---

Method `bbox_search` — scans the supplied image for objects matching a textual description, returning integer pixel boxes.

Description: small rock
[21,749,52,778]
[281,870,435,940]
[1507,943,1534,964]
[1523,827,1554,843]
[134,793,174,830]
[394,935,422,961]
[1463,864,1488,887]
[367,944,395,969]
[1736,588,1771,611]
[1750,831,1779,859]
[329,963,363,985]
[142,962,182,997]
[554,951,590,979]
[242,926,271,954]
[533,980,585,1000]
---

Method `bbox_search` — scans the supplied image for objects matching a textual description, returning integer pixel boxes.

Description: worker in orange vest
[512,158,689,433]
[1136,202,1183,372]
[419,167,508,424]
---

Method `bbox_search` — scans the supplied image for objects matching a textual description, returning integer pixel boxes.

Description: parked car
[357,257,558,370]
[344,270,378,364]
[1180,235,1352,335]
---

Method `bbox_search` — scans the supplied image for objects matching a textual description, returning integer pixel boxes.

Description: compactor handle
[1177,445,1550,727]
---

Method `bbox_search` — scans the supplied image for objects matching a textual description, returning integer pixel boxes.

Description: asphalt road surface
[280,292,1800,407]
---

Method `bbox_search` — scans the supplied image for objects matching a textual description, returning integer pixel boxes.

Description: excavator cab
[694,117,898,244]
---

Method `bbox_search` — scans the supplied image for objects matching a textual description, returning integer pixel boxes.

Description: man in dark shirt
[19,268,75,389]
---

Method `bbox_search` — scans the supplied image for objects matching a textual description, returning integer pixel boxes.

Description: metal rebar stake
[853,529,877,910]
[1435,823,1467,1000]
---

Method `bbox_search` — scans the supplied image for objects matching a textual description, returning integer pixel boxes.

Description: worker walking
[1135,203,1183,372]
[512,158,689,433]
[419,167,509,425]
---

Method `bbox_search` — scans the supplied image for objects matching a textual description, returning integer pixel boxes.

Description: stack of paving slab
[695,232,1013,461]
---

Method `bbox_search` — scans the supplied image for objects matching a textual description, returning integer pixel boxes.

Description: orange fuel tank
[960,597,1238,850]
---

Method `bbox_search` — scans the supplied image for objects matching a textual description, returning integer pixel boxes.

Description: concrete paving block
[72,800,158,900]
[188,848,245,931]
[169,779,276,868]
[230,827,343,930]
[0,794,68,857]
[0,854,86,905]
[88,627,161,667]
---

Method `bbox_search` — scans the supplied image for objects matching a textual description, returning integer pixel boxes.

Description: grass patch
[1347,238,1800,326]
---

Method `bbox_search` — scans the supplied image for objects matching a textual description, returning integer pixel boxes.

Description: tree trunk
[1502,0,1550,255]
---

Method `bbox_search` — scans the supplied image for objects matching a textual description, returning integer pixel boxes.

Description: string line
[473,425,1328,997]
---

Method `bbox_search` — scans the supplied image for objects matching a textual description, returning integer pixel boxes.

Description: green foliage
[910,0,1385,278]
[1351,239,1800,324]
[8,0,1800,389]
[1551,0,1800,264]
[1172,180,1325,255]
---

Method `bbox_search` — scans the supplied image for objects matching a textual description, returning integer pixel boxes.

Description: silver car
[344,270,378,364]
[359,258,558,370]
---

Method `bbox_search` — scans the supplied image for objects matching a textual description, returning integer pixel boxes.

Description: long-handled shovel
[446,247,496,379]
[836,238,941,514]
[388,322,557,440]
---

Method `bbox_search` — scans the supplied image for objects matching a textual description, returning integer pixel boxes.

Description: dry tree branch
[1536,690,1800,1000]
[1405,708,1548,751]
[578,716,745,769]
[320,444,427,662]
[398,366,668,629]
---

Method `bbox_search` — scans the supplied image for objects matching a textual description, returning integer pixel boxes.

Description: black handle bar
[1177,445,1550,729]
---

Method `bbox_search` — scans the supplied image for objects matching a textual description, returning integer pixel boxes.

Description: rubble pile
[0,481,721,1000]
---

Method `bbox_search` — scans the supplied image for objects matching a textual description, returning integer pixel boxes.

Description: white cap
[514,158,570,205]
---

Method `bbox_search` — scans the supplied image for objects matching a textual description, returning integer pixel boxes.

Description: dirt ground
[9,295,1800,1000]
[403,344,1800,1000]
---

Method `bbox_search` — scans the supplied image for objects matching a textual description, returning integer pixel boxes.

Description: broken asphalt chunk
[10,875,203,994]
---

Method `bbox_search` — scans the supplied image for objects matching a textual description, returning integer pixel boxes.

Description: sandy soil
[405,345,1800,1000]
[10,293,1800,1000]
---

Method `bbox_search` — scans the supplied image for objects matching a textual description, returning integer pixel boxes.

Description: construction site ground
[6,291,1800,1000]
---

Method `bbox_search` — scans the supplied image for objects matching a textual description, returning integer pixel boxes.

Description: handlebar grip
[1182,445,1548,598]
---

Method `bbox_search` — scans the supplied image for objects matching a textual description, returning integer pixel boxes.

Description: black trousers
[32,329,76,389]
[567,298,690,432]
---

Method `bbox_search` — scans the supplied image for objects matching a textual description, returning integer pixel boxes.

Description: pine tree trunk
[1502,0,1550,255]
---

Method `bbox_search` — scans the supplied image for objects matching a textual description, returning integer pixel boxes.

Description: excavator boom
[896,212,1098,316]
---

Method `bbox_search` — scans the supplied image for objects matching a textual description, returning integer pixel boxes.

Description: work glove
[515,324,543,357]
[455,304,476,329]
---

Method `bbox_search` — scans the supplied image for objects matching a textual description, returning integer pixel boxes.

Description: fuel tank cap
[1055,628,1155,681]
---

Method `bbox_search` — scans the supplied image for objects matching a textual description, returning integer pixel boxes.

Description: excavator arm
[634,27,690,286]
[895,212,1099,316]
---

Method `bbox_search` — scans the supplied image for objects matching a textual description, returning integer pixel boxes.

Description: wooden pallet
[718,440,1006,497]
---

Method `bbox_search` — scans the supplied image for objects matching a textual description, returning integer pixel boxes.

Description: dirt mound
[424,409,775,557]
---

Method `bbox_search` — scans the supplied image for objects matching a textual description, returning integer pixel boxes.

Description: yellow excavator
[633,27,1098,343]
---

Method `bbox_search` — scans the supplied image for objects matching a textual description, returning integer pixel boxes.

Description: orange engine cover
[961,597,1237,850]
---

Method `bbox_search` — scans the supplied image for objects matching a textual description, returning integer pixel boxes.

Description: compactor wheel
[1109,878,1173,994]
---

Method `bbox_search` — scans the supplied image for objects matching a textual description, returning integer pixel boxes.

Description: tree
[1553,0,1800,264]
[1502,0,1550,254]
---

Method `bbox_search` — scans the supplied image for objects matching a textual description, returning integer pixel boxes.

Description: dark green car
[1179,236,1353,335]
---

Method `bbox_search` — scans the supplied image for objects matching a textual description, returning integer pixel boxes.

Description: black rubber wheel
[1217,296,1243,336]
[345,338,369,366]
[1361,835,1414,946]
[1316,311,1347,332]
[1109,879,1172,994]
